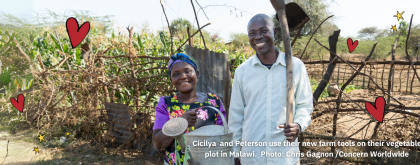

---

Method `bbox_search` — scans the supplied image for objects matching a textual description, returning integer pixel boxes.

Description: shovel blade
[276,2,310,31]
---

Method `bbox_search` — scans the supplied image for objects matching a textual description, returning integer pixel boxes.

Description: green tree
[398,20,409,36]
[358,27,378,40]
[229,33,249,50]
[170,18,192,41]
[407,24,420,56]
[374,29,391,40]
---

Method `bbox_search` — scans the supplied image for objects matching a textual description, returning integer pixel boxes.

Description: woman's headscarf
[168,53,198,77]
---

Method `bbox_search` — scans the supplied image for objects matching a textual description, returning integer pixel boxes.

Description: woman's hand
[153,129,174,149]
[181,109,198,127]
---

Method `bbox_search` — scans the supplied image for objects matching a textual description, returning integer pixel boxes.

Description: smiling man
[228,14,313,165]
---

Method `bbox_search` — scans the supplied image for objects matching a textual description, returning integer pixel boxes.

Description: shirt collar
[252,47,286,67]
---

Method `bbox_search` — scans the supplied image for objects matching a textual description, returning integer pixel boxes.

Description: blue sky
[0,0,419,41]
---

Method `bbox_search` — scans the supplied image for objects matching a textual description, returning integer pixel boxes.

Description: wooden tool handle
[270,0,294,127]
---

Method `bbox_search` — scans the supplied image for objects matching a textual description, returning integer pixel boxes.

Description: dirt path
[0,131,35,165]
[0,130,163,165]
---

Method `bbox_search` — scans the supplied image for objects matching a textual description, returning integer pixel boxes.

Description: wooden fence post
[343,57,349,84]
[399,65,403,92]
[99,59,110,103]
[351,65,355,85]
[127,27,140,111]
[337,63,340,84]
[356,69,359,86]
[313,30,341,101]
[375,64,380,90]
[407,66,410,92]
[387,38,398,106]
[362,67,366,88]
[411,65,417,94]
[367,64,372,89]
[381,64,386,91]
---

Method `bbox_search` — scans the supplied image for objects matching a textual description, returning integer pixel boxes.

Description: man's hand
[278,123,301,142]
[234,158,241,165]
[181,109,197,127]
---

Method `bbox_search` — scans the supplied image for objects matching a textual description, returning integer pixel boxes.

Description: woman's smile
[179,81,191,86]
[180,81,190,84]
[170,61,199,93]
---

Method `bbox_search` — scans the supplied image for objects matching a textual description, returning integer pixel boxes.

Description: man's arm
[293,61,314,132]
[228,67,246,154]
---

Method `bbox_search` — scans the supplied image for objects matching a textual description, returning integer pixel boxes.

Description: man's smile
[255,42,266,48]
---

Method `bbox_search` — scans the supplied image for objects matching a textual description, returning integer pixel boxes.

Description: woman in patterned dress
[152,53,227,165]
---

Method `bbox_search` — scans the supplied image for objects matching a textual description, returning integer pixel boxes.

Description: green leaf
[137,33,143,49]
[4,32,15,50]
[159,31,166,47]
[75,48,81,65]
[35,38,43,49]
[49,33,61,50]
[63,44,68,53]
[27,79,33,89]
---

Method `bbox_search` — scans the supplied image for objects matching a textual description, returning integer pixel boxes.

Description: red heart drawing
[66,17,90,48]
[347,38,358,53]
[365,96,385,123]
[10,94,25,112]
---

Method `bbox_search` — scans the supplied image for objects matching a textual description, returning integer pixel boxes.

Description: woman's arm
[152,97,197,149]
[152,97,174,149]
[153,110,197,149]
[153,129,175,149]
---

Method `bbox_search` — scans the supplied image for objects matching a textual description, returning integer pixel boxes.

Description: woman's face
[170,62,199,93]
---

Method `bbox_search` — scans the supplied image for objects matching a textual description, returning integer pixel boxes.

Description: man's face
[247,17,276,55]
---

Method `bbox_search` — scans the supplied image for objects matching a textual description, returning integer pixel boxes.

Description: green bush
[340,84,361,93]
[310,78,329,99]
[0,109,28,134]
[310,78,362,100]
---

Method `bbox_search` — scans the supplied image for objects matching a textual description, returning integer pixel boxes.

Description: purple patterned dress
[153,93,226,165]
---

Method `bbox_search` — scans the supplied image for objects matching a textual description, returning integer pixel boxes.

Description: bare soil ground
[0,132,34,165]
[0,130,164,165]
[302,88,420,164]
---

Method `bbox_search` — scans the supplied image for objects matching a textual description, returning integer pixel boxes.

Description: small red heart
[365,96,385,123]
[347,38,358,53]
[10,94,25,112]
[66,17,90,48]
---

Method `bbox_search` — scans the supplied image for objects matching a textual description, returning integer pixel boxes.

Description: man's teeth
[256,42,266,47]
[181,82,189,84]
